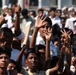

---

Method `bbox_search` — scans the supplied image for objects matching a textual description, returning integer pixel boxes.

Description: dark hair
[72,46,76,55]
[0,46,11,58]
[50,7,56,12]
[11,3,17,7]
[25,48,40,59]
[30,10,36,17]
[72,34,76,45]
[72,34,76,54]
[0,27,13,36]
[56,9,62,13]
[52,36,60,43]
[9,59,16,65]
[44,17,52,27]
[21,9,28,16]
[50,56,59,68]
[38,8,44,13]
[61,17,66,22]
[35,44,45,52]
[52,24,61,38]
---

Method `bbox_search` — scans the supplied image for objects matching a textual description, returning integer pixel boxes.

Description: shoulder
[8,70,17,75]
[21,67,28,75]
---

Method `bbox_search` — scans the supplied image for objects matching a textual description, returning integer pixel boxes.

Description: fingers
[60,30,64,34]
[41,15,44,20]
[63,29,66,33]
[38,15,47,21]
[48,28,52,33]
[42,16,47,21]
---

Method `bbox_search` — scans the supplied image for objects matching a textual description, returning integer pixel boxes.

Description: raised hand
[15,5,21,16]
[44,28,52,41]
[35,16,46,28]
[61,29,71,39]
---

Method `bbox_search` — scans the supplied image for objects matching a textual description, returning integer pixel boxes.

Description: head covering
[68,7,74,12]
[62,6,67,11]
[2,5,8,10]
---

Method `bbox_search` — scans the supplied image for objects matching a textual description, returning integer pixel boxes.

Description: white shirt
[36,35,57,57]
[65,17,76,30]
[49,16,62,28]
[1,14,13,28]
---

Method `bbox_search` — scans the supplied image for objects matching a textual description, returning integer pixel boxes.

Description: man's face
[56,10,61,17]
[50,10,55,16]
[26,53,39,70]
[39,21,51,37]
[0,53,9,68]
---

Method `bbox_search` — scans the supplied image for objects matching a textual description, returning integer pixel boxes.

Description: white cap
[74,22,76,26]
[68,7,74,12]
[62,6,67,11]
[2,5,8,10]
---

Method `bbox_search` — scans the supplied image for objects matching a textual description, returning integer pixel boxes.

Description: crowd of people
[0,3,76,75]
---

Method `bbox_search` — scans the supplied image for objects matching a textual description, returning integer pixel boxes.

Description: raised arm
[30,16,46,48]
[16,45,26,72]
[60,29,71,74]
[14,5,21,36]
[44,28,52,69]
[46,63,59,75]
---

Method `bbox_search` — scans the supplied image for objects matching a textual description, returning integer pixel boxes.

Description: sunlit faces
[0,53,9,68]
[25,53,39,70]
[39,21,51,37]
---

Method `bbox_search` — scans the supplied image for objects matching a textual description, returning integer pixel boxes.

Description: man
[0,46,23,75]
[0,46,11,75]
[21,48,51,75]
[0,46,17,75]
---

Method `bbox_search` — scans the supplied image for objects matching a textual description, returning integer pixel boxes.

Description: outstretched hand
[44,28,52,41]
[15,5,21,16]
[61,29,71,39]
[35,16,46,28]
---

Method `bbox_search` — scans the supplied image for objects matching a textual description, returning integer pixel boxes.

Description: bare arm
[44,28,52,69]
[60,29,71,74]
[16,45,26,72]
[46,63,59,75]
[15,5,21,36]
[30,16,46,48]
[30,27,39,48]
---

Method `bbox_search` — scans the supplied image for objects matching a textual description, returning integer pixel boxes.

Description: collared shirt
[36,34,58,57]
[49,16,62,28]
